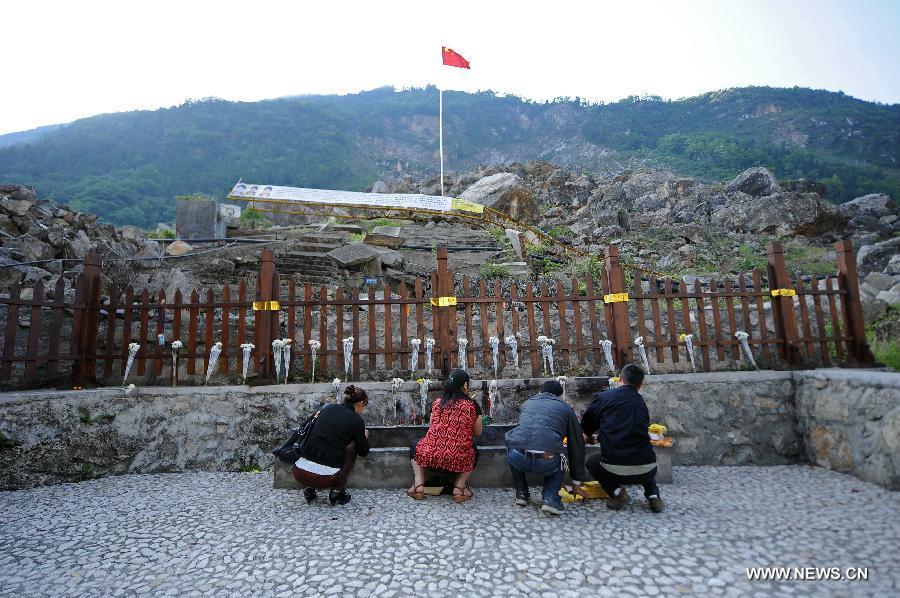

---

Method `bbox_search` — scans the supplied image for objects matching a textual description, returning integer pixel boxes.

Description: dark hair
[621,364,646,386]
[540,380,564,396]
[343,384,368,405]
[440,368,471,409]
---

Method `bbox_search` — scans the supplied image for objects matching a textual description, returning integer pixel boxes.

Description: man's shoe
[648,495,665,513]
[606,488,630,511]
[515,492,529,506]
[329,489,351,506]
[303,488,317,505]
[540,501,564,515]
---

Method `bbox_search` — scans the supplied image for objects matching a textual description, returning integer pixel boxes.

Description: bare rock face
[725,167,782,197]
[459,173,540,223]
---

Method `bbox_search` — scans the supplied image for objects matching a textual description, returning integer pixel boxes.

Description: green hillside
[0,86,897,227]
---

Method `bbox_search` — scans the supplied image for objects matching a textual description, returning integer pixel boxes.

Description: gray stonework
[640,371,801,466]
[794,369,900,490]
[1,370,898,491]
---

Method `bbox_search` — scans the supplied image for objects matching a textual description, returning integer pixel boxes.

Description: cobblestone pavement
[1,466,897,597]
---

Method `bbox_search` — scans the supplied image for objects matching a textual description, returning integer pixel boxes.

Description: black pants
[586,453,660,499]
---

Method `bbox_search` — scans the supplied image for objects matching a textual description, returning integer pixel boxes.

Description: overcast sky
[2,0,899,135]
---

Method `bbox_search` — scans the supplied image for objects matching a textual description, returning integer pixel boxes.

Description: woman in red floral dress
[407,369,483,502]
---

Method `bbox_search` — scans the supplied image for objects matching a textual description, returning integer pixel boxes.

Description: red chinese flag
[442,46,470,69]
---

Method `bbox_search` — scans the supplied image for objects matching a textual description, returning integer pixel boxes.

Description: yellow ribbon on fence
[252,300,281,311]
[429,296,458,307]
[603,292,630,303]
[770,289,797,297]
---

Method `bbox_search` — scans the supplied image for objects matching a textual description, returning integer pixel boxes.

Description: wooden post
[255,249,279,381]
[436,246,453,376]
[73,252,103,388]
[766,242,803,367]
[603,245,632,370]
[836,240,876,365]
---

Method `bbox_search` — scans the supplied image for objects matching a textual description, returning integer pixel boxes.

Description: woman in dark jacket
[407,369,483,502]
[293,385,370,506]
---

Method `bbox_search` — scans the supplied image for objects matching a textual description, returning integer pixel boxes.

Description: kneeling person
[293,385,370,506]
[581,364,663,512]
[505,380,586,515]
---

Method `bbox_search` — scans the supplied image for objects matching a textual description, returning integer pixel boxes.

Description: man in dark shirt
[505,380,586,515]
[581,364,664,512]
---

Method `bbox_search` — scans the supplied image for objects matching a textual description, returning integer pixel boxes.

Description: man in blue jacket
[581,364,664,512]
[505,380,586,515]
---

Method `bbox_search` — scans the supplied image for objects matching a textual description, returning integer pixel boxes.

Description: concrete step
[366,424,513,448]
[282,242,341,253]
[274,444,673,489]
[275,251,337,261]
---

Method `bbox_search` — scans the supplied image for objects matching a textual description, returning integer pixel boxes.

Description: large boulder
[119,225,147,244]
[146,268,200,300]
[133,240,163,268]
[370,180,389,194]
[0,197,34,217]
[0,214,20,237]
[709,191,844,236]
[876,284,900,306]
[327,243,380,268]
[537,169,594,207]
[4,238,53,263]
[0,185,38,218]
[725,167,781,197]
[0,184,37,203]
[68,230,94,258]
[860,272,896,300]
[164,240,194,257]
[780,179,827,197]
[458,173,540,223]
[588,181,629,228]
[840,193,897,219]
[857,237,900,277]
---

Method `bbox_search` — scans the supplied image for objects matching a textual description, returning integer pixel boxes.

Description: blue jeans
[506,448,564,508]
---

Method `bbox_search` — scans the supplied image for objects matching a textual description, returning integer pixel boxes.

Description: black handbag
[272,410,320,464]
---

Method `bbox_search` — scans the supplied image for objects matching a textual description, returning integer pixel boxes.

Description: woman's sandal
[452,485,474,504]
[406,484,427,500]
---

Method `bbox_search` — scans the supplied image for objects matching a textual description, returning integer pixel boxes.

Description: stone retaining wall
[795,369,900,490]
[640,371,801,466]
[0,369,897,491]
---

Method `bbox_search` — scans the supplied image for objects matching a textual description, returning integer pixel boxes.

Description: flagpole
[439,87,444,197]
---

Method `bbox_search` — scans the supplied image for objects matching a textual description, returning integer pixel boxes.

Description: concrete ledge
[273,445,673,489]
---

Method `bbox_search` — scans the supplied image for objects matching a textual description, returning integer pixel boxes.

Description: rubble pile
[377,162,899,314]
[0,185,163,297]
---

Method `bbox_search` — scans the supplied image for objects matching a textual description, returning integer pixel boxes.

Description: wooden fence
[0,240,875,389]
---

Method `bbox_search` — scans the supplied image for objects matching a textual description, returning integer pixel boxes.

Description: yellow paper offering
[559,481,610,502]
